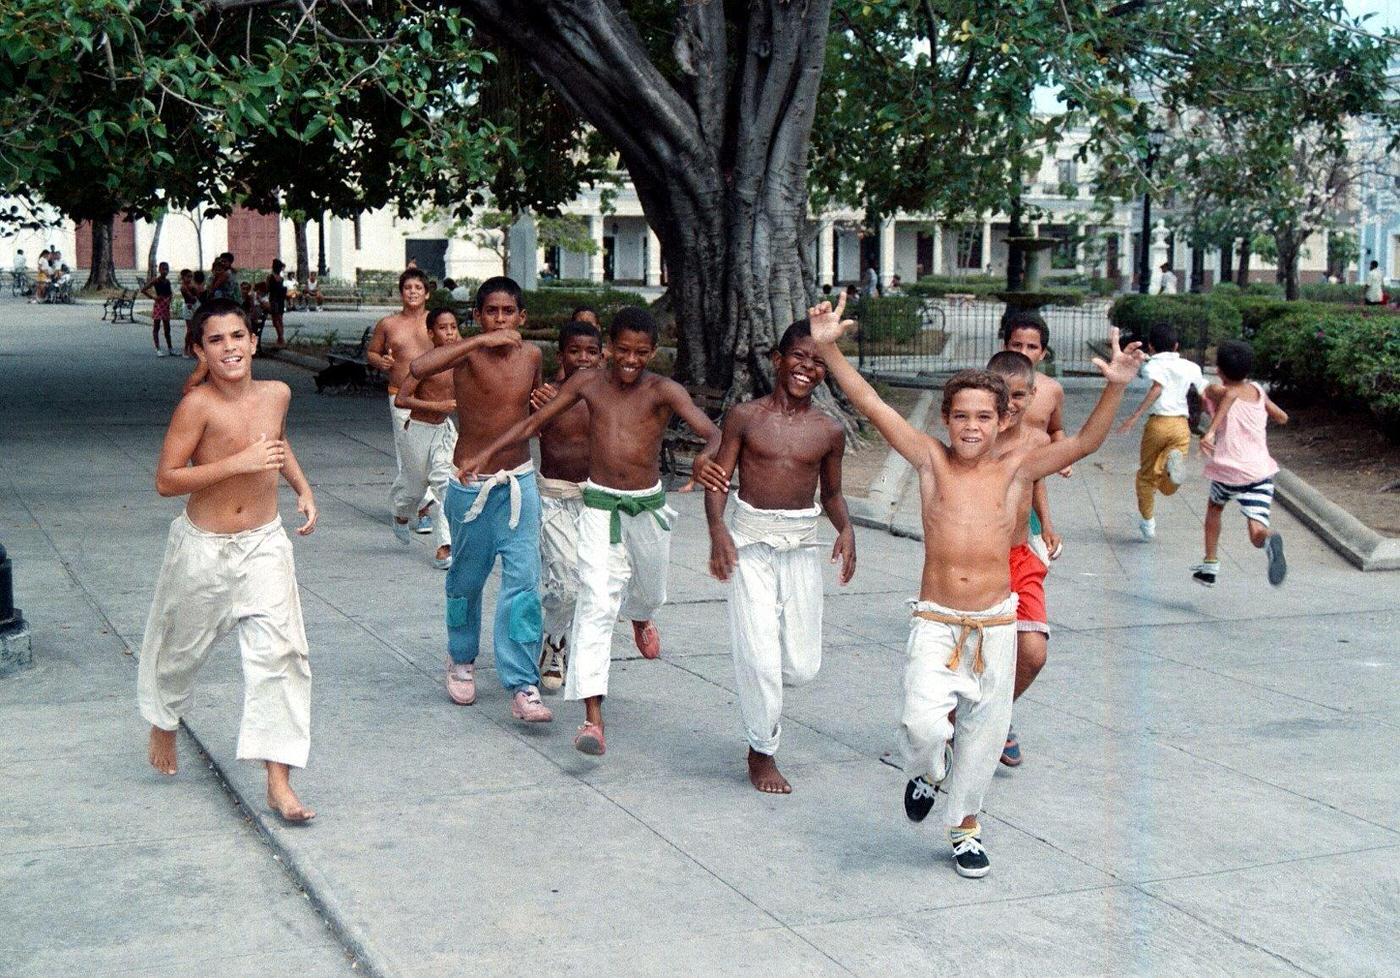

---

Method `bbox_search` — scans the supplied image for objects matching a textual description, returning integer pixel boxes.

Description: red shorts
[1009,543,1049,635]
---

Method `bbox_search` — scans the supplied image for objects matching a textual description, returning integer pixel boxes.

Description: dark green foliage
[856,296,923,343]
[1108,293,1242,348]
[1298,282,1366,305]
[905,275,1005,299]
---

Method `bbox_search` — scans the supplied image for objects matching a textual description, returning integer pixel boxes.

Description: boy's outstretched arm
[1022,328,1145,482]
[704,408,748,581]
[393,372,456,416]
[1116,381,1162,434]
[457,368,586,478]
[410,329,520,379]
[820,425,856,584]
[808,297,936,470]
[664,380,727,492]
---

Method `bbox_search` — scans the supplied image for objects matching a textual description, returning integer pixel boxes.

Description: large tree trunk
[1189,242,1205,293]
[1005,189,1025,291]
[146,212,165,281]
[467,1,832,398]
[293,217,310,284]
[1219,243,1233,285]
[1236,238,1252,286]
[1276,231,1301,301]
[84,215,118,290]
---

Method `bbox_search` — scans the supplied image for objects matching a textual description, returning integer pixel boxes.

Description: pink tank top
[1203,382,1278,486]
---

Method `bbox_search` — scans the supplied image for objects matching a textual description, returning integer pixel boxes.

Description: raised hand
[1091,327,1146,385]
[236,433,286,474]
[807,294,855,345]
[479,329,522,350]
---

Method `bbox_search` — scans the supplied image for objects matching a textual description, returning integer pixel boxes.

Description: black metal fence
[854,297,1114,381]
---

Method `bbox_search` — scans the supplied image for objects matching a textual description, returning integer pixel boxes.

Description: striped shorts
[1208,477,1274,527]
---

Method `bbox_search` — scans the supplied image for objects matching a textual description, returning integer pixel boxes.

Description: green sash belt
[582,485,670,544]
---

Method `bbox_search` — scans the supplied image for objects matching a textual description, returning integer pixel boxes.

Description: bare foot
[148,726,178,775]
[747,748,791,794]
[266,762,315,823]
[435,544,451,561]
[632,619,661,659]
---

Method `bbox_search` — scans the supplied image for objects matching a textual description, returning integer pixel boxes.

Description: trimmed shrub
[994,289,1086,307]
[521,287,649,333]
[856,296,923,343]
[1243,281,1285,298]
[1108,293,1242,348]
[906,274,1004,299]
[1210,281,1241,296]
[1298,282,1366,305]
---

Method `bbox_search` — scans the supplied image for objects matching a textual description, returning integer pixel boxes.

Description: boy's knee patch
[508,591,542,645]
[446,596,471,629]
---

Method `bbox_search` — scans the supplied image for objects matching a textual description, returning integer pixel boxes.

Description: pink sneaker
[632,620,661,660]
[574,721,606,755]
[511,686,553,723]
[445,661,476,705]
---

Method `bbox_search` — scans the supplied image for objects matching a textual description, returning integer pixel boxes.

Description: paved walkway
[2,303,1397,977]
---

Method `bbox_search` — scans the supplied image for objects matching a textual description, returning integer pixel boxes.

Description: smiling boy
[138,298,319,823]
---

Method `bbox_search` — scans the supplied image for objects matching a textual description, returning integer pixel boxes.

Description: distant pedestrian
[1192,339,1289,588]
[1364,260,1385,306]
[141,261,176,356]
[266,259,288,347]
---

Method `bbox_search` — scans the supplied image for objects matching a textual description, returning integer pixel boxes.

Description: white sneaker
[392,519,411,544]
[1138,517,1156,541]
[1164,449,1186,486]
[155,349,167,357]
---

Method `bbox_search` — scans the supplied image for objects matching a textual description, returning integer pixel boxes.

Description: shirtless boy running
[392,307,462,568]
[460,307,726,756]
[409,277,554,724]
[532,319,604,691]
[705,319,856,794]
[810,296,1143,878]
[138,298,319,823]
[367,268,434,539]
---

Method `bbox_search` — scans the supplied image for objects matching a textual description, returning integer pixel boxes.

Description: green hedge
[1298,282,1366,305]
[856,296,923,343]
[1107,293,1243,347]
[906,274,1004,299]
[1253,307,1400,436]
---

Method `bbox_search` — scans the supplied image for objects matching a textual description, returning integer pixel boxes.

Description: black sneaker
[904,776,938,822]
[1191,561,1218,587]
[1265,533,1287,587]
[951,833,991,878]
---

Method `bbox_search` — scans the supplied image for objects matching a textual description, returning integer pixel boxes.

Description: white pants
[727,499,823,755]
[539,477,584,644]
[565,482,674,701]
[390,417,456,549]
[388,396,434,513]
[137,514,311,768]
[897,595,1018,827]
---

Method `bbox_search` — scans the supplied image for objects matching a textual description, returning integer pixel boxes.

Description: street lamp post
[1138,126,1167,295]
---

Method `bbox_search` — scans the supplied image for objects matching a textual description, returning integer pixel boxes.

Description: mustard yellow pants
[1136,415,1191,519]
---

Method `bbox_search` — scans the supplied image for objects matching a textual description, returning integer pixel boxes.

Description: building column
[818,219,835,287]
[980,219,993,273]
[878,217,896,287]
[932,223,944,275]
[1074,224,1085,274]
[645,225,662,287]
[1118,227,1132,282]
[588,213,605,284]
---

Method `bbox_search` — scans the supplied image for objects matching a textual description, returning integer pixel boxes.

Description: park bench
[316,326,384,393]
[661,383,726,487]
[295,285,364,311]
[103,288,136,323]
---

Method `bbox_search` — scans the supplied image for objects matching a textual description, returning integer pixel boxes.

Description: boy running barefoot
[1117,323,1206,541]
[409,277,553,724]
[810,296,1143,878]
[392,308,462,569]
[531,319,604,691]
[138,299,319,824]
[367,269,435,541]
[460,307,726,756]
[1194,339,1289,588]
[705,320,856,794]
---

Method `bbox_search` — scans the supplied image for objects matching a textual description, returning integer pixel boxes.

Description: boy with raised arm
[366,268,435,541]
[810,296,1143,878]
[532,319,604,691]
[459,307,726,756]
[392,307,462,569]
[705,319,856,794]
[408,277,553,724]
[138,298,319,823]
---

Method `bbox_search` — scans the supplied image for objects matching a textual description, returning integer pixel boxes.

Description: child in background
[142,262,176,357]
[1193,339,1289,587]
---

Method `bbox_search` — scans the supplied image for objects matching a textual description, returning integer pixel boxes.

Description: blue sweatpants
[443,474,543,692]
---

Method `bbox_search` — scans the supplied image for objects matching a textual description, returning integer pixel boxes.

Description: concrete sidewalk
[2,303,1398,977]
